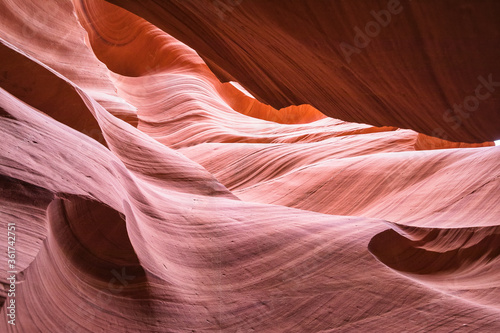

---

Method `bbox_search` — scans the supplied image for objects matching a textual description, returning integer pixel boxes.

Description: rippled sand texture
[1,0,499,332]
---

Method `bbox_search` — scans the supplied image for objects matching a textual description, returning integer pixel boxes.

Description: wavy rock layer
[0,0,499,332]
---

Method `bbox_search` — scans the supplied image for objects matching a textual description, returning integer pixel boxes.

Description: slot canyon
[1,0,499,332]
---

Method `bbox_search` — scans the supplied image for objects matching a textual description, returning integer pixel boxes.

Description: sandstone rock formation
[0,0,499,332]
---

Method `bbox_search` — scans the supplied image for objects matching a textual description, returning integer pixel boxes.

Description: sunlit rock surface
[0,0,499,332]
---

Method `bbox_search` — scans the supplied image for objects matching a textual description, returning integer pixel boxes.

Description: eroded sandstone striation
[0,0,499,332]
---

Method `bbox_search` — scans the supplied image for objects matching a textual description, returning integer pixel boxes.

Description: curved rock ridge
[0,0,138,125]
[369,222,500,309]
[75,0,326,125]
[234,147,500,228]
[0,0,499,332]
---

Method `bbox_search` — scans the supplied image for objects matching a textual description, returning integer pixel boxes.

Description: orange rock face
[0,0,499,332]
